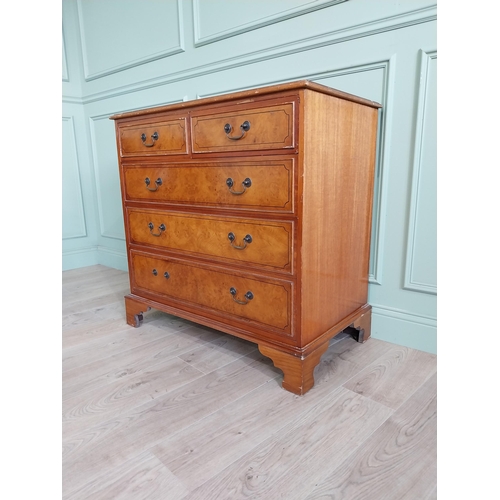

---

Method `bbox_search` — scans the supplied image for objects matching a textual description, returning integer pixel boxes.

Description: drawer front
[191,102,295,153]
[128,209,293,272]
[118,117,187,156]
[131,251,292,334]
[122,159,294,212]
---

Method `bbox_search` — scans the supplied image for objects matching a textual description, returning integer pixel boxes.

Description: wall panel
[62,116,86,239]
[77,0,185,80]
[404,50,437,294]
[62,30,69,82]
[88,114,125,240]
[193,0,348,46]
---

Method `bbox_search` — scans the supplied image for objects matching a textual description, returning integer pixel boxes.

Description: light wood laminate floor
[62,265,437,499]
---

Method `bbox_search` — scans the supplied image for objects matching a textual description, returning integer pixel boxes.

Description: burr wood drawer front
[118,117,188,157]
[127,209,293,273]
[130,251,293,334]
[191,101,296,153]
[122,159,294,212]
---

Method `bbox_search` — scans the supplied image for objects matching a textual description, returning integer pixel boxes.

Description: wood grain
[185,387,392,500]
[62,323,168,372]
[343,344,437,410]
[122,158,294,212]
[62,326,216,401]
[178,335,257,374]
[130,251,292,333]
[65,451,188,500]
[127,208,293,272]
[62,356,204,439]
[191,101,295,153]
[304,373,437,500]
[63,354,274,495]
[118,117,187,157]
[300,90,379,344]
[151,338,392,491]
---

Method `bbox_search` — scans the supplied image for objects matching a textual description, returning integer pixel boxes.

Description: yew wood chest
[110,80,381,395]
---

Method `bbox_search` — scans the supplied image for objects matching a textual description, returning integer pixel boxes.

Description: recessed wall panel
[404,51,437,294]
[89,115,125,240]
[194,0,348,45]
[78,0,184,80]
[62,30,69,82]
[62,116,87,239]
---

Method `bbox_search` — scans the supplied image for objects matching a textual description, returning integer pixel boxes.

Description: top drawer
[191,100,296,154]
[118,117,188,157]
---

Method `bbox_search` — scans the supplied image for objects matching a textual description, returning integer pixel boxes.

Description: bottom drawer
[130,251,292,335]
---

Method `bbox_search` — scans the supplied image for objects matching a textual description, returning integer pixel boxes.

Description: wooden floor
[62,265,437,500]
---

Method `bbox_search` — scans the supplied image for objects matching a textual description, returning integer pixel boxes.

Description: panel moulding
[62,116,87,240]
[77,0,185,81]
[79,5,436,104]
[403,49,437,295]
[62,28,69,82]
[89,113,124,241]
[193,0,348,47]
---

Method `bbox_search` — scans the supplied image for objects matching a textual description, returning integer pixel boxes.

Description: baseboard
[62,248,99,271]
[63,246,128,272]
[97,246,128,272]
[371,305,436,354]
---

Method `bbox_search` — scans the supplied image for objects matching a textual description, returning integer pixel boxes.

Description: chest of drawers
[110,80,381,395]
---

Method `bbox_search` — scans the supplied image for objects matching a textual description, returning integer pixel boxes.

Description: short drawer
[191,101,295,153]
[118,117,188,156]
[130,251,292,334]
[127,209,293,273]
[122,159,294,212]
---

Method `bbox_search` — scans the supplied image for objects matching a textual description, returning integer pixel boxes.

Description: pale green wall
[62,0,437,353]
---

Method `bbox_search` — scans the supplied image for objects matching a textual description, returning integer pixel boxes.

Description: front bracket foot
[258,342,329,395]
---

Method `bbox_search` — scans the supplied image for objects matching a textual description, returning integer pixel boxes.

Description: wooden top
[109,80,382,121]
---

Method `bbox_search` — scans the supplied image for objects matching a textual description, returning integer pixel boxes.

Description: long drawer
[191,101,296,153]
[122,159,294,213]
[130,251,293,335]
[127,208,293,273]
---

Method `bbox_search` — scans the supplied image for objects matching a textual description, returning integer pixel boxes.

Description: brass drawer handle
[145,177,162,192]
[141,131,159,147]
[229,287,254,305]
[226,177,251,195]
[224,121,250,140]
[148,222,166,237]
[228,232,252,250]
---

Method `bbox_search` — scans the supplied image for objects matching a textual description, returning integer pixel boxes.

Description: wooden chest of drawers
[110,80,381,395]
